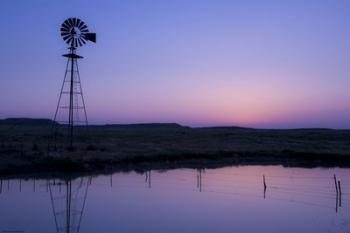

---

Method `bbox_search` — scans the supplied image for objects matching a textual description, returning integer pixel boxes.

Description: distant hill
[0,118,57,126]
[104,123,187,129]
[0,118,186,128]
[0,118,345,131]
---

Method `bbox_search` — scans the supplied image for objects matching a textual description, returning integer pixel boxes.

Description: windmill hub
[70,27,79,37]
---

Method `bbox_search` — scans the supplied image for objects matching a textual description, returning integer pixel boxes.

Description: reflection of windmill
[51,17,96,150]
[49,178,89,233]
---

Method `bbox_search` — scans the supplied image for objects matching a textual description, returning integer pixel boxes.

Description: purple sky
[1,0,350,128]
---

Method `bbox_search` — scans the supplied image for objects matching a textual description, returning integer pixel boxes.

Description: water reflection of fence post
[0,179,2,194]
[338,181,341,207]
[334,175,338,195]
[200,169,202,192]
[148,171,151,188]
[145,171,151,188]
[333,175,342,212]
[196,169,202,192]
[33,178,36,192]
[19,179,21,192]
[335,193,338,213]
[334,174,338,212]
[263,175,267,199]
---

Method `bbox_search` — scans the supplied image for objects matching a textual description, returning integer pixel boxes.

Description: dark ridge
[194,126,252,130]
[103,123,187,128]
[198,126,348,131]
[1,118,349,131]
[0,118,57,126]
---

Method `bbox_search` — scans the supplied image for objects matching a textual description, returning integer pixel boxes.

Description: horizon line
[1,117,349,130]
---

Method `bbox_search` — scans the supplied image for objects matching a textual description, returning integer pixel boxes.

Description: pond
[0,165,349,233]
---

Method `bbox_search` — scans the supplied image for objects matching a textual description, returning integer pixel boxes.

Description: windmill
[52,18,96,150]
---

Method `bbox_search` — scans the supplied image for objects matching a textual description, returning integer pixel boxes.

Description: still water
[0,165,349,233]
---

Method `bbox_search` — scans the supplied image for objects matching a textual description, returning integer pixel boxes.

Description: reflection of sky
[0,166,350,233]
[1,1,350,128]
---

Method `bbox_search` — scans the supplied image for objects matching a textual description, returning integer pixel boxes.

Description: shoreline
[1,151,350,179]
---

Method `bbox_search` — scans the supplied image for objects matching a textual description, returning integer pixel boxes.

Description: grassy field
[1,118,350,175]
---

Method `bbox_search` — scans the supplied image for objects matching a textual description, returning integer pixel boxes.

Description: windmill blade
[70,38,75,47]
[80,27,89,33]
[61,25,70,32]
[62,20,71,28]
[63,20,70,28]
[72,18,78,27]
[80,24,88,31]
[62,34,72,41]
[60,29,70,35]
[63,34,72,41]
[61,34,70,39]
[61,32,70,37]
[75,18,81,26]
[68,18,74,28]
[77,19,84,29]
[78,38,83,47]
[84,33,96,43]
[67,37,73,45]
[62,21,71,29]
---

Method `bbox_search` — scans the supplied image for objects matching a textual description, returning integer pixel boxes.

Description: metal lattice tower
[51,18,96,150]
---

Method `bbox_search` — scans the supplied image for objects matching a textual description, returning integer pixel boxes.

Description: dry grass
[1,118,350,174]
